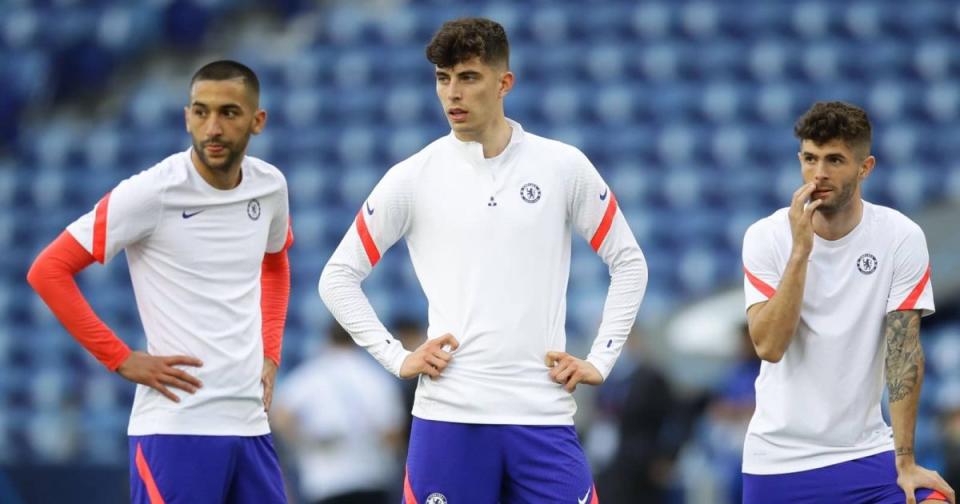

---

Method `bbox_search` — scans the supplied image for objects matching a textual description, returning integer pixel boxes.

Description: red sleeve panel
[26,231,132,370]
[261,248,291,367]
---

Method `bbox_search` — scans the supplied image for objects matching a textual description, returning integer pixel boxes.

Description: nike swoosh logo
[578,487,591,504]
[366,201,374,215]
[182,210,205,219]
[599,188,608,201]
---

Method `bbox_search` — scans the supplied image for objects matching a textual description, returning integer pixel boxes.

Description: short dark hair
[190,60,260,97]
[425,17,509,69]
[794,101,872,158]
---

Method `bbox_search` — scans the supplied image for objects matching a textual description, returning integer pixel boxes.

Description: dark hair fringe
[794,101,871,153]
[425,17,509,69]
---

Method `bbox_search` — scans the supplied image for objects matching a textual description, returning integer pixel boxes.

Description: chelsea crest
[520,183,541,203]
[857,253,877,275]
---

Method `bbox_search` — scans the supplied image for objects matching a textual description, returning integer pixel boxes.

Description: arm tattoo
[884,310,923,403]
[895,446,914,457]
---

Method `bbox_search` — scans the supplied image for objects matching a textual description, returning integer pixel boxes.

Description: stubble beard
[193,135,249,174]
[815,178,857,215]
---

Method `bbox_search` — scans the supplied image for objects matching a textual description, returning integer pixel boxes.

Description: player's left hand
[896,461,955,504]
[262,357,278,413]
[545,351,603,393]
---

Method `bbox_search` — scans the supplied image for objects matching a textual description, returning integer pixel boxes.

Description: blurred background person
[593,326,680,504]
[272,321,405,504]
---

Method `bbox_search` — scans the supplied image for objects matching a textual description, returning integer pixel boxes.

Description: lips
[448,108,468,122]
[205,143,226,155]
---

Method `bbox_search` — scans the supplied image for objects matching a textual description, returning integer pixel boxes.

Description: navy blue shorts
[743,451,948,504]
[403,417,598,504]
[129,434,286,504]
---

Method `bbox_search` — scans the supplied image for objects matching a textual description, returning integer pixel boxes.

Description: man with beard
[740,101,954,504]
[28,60,292,503]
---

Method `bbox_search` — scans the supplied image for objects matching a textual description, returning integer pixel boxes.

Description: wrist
[788,249,811,263]
[894,447,916,469]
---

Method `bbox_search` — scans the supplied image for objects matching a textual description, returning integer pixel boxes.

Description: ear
[498,71,515,99]
[859,155,876,180]
[251,109,267,135]
[184,106,191,133]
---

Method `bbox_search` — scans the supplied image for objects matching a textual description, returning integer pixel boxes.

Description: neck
[191,150,242,190]
[455,116,513,159]
[813,196,863,241]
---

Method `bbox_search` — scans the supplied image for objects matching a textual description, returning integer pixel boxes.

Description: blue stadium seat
[630,3,671,40]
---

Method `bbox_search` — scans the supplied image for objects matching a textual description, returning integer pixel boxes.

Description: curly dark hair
[425,17,509,69]
[794,101,872,158]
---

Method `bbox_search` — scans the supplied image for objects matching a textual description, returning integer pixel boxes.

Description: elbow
[755,347,784,363]
[318,266,333,301]
[26,257,45,293]
[753,340,785,363]
[317,263,348,306]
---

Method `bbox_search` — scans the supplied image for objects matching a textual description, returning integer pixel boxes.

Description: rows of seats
[0,0,958,464]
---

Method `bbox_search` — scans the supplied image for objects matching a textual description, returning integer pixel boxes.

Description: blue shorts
[403,417,598,504]
[129,434,286,504]
[743,451,948,504]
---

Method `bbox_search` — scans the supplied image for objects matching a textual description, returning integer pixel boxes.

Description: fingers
[152,382,180,403]
[802,198,823,217]
[168,367,203,389]
[932,475,955,504]
[158,373,199,395]
[545,351,569,367]
[433,333,460,351]
[420,360,440,379]
[792,182,816,207]
[424,353,449,373]
[564,370,587,393]
[162,355,204,367]
[547,353,587,392]
[549,359,574,383]
[262,381,274,413]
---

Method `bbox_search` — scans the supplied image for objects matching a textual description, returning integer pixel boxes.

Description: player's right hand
[116,351,204,403]
[399,333,459,380]
[788,182,823,258]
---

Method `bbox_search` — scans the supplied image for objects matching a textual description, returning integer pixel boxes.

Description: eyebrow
[435,70,482,78]
[190,101,243,111]
[801,150,847,159]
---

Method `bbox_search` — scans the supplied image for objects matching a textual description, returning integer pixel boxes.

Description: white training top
[67,149,291,436]
[741,200,934,474]
[320,119,647,425]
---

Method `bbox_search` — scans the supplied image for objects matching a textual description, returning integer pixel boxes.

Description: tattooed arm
[886,310,923,460]
[886,310,956,503]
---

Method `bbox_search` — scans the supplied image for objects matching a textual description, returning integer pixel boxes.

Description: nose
[811,159,829,182]
[446,80,462,102]
[204,114,224,138]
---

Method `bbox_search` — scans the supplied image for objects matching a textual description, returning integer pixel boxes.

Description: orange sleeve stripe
[92,192,111,263]
[403,466,418,504]
[355,209,381,267]
[135,443,165,504]
[743,266,776,299]
[896,263,932,311]
[590,192,618,252]
[282,220,295,252]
